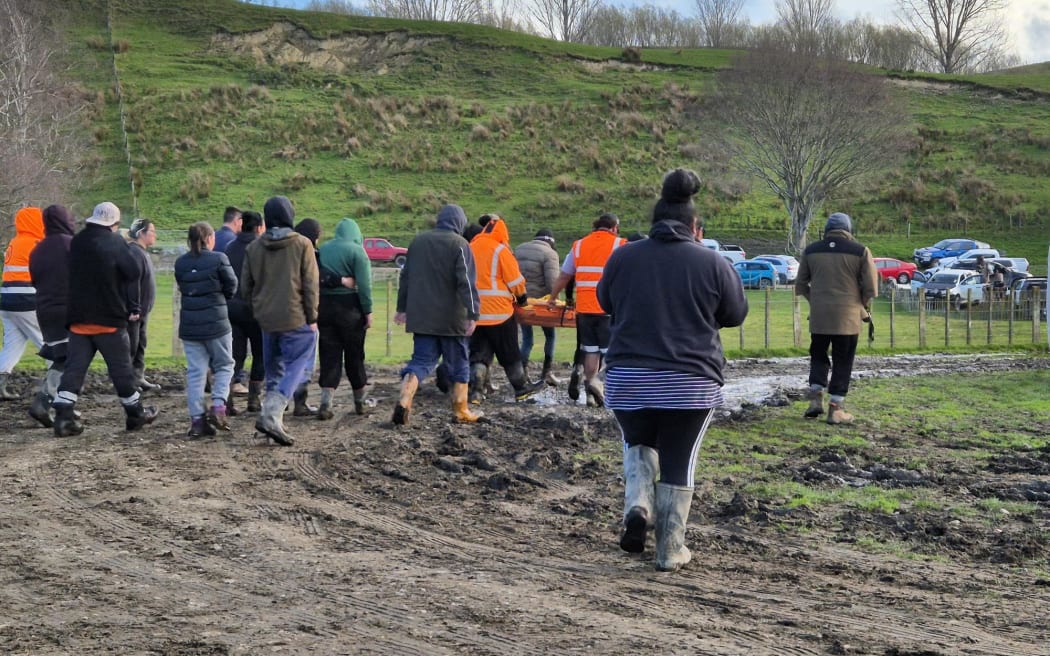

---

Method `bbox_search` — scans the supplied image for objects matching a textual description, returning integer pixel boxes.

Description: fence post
[888,285,895,349]
[764,287,771,349]
[386,277,392,358]
[792,292,801,348]
[986,295,993,345]
[918,289,926,348]
[965,290,972,345]
[943,296,950,347]
[1032,288,1042,344]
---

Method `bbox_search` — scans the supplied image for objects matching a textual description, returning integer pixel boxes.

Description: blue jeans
[403,334,470,384]
[184,333,234,418]
[519,324,556,362]
[262,325,318,398]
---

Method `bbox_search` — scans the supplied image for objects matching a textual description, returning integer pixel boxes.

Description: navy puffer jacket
[174,248,237,341]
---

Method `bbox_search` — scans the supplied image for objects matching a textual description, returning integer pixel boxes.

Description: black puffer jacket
[174,248,237,341]
[29,205,75,336]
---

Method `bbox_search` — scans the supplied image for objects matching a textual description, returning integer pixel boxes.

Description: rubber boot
[654,482,694,572]
[225,392,239,417]
[434,363,451,394]
[620,446,659,553]
[293,384,317,417]
[317,388,334,421]
[0,373,20,401]
[468,363,487,405]
[352,387,367,415]
[483,363,498,394]
[567,363,583,402]
[452,382,482,423]
[542,356,561,386]
[507,361,544,402]
[391,374,419,426]
[29,392,55,428]
[256,391,294,445]
[187,415,216,438]
[585,377,605,408]
[53,402,83,437]
[207,401,231,431]
[135,368,161,392]
[124,401,159,431]
[827,400,855,425]
[246,381,263,413]
[804,386,825,418]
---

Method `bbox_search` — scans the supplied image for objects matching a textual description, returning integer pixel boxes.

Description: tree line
[292,0,1019,74]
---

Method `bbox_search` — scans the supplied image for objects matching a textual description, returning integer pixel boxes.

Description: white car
[701,238,747,264]
[938,248,1000,269]
[755,254,799,284]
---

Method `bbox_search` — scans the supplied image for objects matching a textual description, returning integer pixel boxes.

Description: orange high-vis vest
[3,207,45,286]
[572,229,626,314]
[470,218,527,326]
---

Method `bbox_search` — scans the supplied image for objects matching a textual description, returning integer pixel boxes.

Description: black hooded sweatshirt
[29,205,76,336]
[596,220,748,385]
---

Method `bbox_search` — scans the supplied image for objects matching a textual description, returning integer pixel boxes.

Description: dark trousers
[57,329,138,402]
[808,333,859,397]
[317,295,368,390]
[469,318,521,368]
[126,314,149,374]
[231,316,265,382]
[614,408,714,487]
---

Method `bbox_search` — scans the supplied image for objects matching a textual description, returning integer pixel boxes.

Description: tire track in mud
[269,446,1047,655]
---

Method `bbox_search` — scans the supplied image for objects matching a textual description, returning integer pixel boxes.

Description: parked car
[913,238,991,268]
[754,255,799,284]
[733,259,777,289]
[363,237,408,267]
[954,276,990,309]
[937,248,1001,269]
[873,257,918,284]
[701,238,747,264]
[923,269,981,305]
[1011,277,1047,308]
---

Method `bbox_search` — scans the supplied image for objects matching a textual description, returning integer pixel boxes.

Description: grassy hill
[62,0,1050,272]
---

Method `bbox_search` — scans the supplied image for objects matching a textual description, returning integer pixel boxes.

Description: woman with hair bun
[174,221,238,438]
[597,168,749,572]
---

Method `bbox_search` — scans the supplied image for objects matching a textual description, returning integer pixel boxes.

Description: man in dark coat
[51,202,159,436]
[126,218,160,392]
[224,210,265,412]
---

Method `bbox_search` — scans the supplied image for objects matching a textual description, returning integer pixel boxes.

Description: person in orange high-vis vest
[547,212,626,407]
[468,215,545,404]
[0,207,46,400]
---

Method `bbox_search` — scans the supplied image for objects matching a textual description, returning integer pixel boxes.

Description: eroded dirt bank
[1,353,1047,655]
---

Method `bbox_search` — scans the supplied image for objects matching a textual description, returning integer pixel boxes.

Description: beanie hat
[824,212,853,235]
[263,196,294,230]
[534,228,555,247]
[129,218,152,239]
[87,201,121,227]
[294,218,322,246]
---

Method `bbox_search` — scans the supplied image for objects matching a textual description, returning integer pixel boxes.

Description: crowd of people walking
[1,167,876,572]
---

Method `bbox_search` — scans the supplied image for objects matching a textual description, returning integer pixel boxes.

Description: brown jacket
[241,227,319,333]
[795,229,878,335]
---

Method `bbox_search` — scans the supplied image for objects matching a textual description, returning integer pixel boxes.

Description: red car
[874,257,918,284]
[363,237,408,268]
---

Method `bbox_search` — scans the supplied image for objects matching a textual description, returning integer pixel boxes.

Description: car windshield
[930,273,962,284]
[932,240,952,249]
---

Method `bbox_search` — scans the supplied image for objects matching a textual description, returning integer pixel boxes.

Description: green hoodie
[318,218,372,314]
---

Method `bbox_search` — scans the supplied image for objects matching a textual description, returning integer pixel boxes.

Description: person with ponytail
[596,168,748,572]
[174,221,238,438]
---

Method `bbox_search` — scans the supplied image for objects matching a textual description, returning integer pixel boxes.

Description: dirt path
[1,354,1047,655]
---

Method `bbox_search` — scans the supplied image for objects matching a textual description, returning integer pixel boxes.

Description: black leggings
[614,408,714,487]
[317,295,368,390]
[231,316,265,382]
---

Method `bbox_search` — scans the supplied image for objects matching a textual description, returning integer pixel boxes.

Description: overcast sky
[273,0,1050,65]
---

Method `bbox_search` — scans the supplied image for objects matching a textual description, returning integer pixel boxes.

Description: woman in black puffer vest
[174,222,237,437]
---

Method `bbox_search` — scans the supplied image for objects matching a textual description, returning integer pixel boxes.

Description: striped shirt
[605,367,724,411]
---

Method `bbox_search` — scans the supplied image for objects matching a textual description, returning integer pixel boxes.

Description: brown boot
[804,387,825,418]
[246,381,263,413]
[451,382,482,423]
[392,374,419,426]
[827,401,854,425]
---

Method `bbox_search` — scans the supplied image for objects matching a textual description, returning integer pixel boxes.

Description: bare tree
[368,0,484,23]
[695,0,745,48]
[0,0,88,228]
[896,0,1008,73]
[526,0,601,42]
[699,48,908,253]
[776,0,835,54]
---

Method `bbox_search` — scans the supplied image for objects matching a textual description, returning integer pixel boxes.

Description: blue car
[913,238,990,268]
[733,259,777,289]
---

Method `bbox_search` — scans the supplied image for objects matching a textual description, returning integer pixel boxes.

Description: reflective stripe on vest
[476,243,516,324]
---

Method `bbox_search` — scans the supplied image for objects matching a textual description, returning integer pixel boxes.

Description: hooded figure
[392,204,482,426]
[514,227,562,385]
[315,218,373,418]
[0,207,47,400]
[240,196,319,446]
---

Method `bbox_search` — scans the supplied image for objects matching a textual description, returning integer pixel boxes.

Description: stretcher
[514,298,576,328]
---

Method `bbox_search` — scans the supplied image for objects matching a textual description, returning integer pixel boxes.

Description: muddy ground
[1,353,1048,655]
